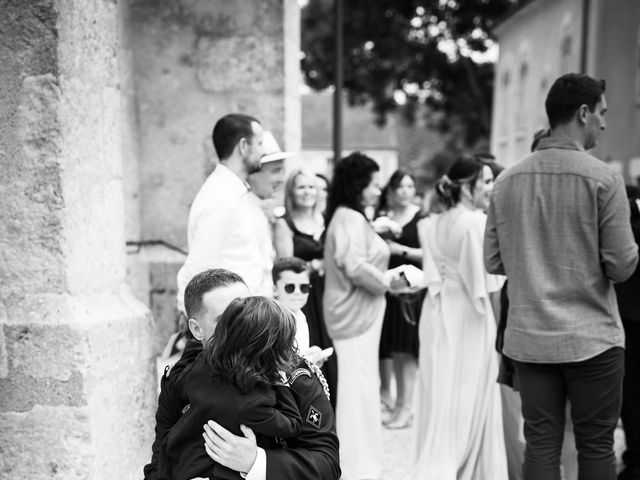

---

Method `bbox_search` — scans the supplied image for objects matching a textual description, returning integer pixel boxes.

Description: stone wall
[0,1,301,475]
[0,1,155,478]
[126,0,301,351]
[130,0,301,250]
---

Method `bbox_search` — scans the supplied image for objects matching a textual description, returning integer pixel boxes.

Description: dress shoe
[384,407,413,429]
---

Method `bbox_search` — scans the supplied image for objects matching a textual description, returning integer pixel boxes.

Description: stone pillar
[0,1,155,479]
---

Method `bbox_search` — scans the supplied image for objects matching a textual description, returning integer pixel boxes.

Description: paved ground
[378,411,627,480]
[381,419,415,480]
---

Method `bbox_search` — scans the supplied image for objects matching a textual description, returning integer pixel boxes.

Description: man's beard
[245,158,262,175]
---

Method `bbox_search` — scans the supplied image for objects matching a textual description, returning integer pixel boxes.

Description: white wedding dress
[412,206,508,480]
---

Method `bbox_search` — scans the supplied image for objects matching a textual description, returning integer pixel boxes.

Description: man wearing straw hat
[245,130,294,295]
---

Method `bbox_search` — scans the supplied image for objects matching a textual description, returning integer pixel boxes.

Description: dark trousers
[513,347,624,480]
[622,321,640,470]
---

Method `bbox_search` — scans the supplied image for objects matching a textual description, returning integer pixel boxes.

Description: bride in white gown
[412,157,508,480]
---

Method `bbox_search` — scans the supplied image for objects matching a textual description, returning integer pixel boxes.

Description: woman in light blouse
[323,152,404,480]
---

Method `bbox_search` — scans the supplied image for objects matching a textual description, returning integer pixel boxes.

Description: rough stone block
[150,290,180,354]
[130,0,284,38]
[0,290,155,477]
[196,35,284,92]
[83,295,156,480]
[5,324,87,382]
[0,371,85,413]
[0,74,66,299]
[0,406,91,480]
[149,260,182,291]
[126,254,152,308]
[0,327,7,379]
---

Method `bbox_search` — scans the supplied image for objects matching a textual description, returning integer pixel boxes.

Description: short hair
[272,257,309,284]
[473,151,496,162]
[545,74,606,129]
[212,114,261,161]
[531,128,550,152]
[204,296,298,393]
[434,156,487,208]
[325,151,380,225]
[184,269,246,319]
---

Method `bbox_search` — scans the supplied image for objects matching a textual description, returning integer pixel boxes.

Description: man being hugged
[143,269,340,480]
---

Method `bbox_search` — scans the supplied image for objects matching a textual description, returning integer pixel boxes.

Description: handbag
[397,289,426,326]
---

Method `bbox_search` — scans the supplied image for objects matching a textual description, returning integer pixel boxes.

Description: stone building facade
[491,0,640,179]
[0,1,300,478]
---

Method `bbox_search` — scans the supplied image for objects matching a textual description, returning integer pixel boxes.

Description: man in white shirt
[176,114,266,313]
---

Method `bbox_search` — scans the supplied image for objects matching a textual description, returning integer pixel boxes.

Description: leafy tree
[301,0,519,147]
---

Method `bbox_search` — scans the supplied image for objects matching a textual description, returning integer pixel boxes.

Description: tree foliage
[301,0,520,146]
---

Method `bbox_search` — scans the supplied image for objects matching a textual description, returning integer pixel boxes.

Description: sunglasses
[283,283,312,294]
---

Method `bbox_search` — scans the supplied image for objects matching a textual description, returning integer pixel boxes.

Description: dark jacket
[144,339,201,480]
[143,340,340,480]
[158,353,303,480]
[265,361,340,480]
[615,198,640,323]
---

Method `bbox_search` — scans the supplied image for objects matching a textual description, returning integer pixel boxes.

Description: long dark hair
[204,296,297,393]
[377,168,416,215]
[325,151,379,226]
[434,156,486,209]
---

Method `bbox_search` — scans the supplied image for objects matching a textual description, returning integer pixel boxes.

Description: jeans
[622,321,640,471]
[513,347,624,480]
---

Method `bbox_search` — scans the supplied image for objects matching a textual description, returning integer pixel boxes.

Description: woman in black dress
[274,168,337,408]
[377,169,425,429]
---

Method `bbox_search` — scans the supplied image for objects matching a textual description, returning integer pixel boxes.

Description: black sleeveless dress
[283,214,338,409]
[379,211,425,359]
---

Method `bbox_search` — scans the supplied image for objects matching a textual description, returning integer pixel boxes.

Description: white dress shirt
[294,309,310,353]
[243,448,266,480]
[176,164,273,313]
[245,191,275,297]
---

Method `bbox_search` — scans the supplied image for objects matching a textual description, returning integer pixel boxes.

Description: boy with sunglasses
[272,257,333,365]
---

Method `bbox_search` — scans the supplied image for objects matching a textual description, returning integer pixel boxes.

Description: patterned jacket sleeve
[264,362,340,480]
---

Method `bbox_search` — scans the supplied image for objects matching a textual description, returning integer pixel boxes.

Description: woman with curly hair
[412,156,507,479]
[323,152,405,480]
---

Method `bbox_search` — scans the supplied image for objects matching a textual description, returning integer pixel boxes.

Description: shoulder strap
[303,359,331,401]
[289,366,312,384]
[283,213,301,235]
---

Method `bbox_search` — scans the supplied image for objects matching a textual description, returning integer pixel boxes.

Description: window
[500,69,512,137]
[559,15,574,74]
[538,73,550,131]
[516,60,529,133]
[560,34,573,73]
[636,27,640,104]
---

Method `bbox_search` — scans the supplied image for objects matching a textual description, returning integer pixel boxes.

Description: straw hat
[261,131,295,164]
